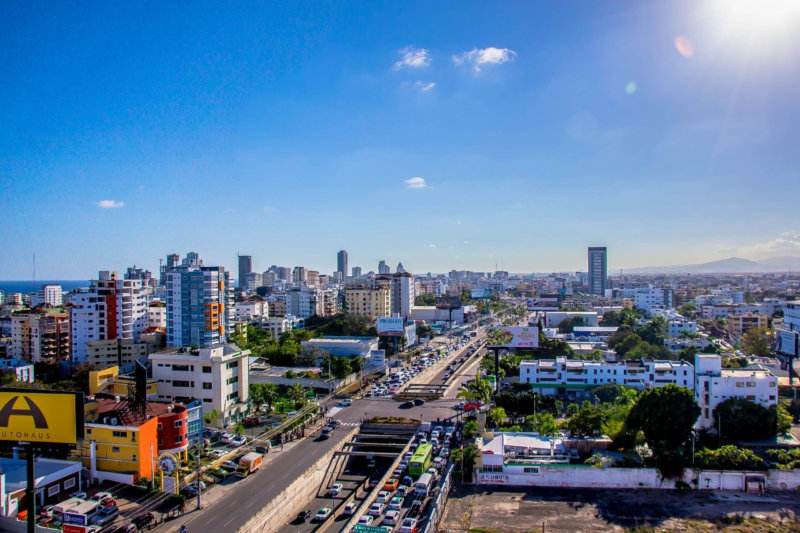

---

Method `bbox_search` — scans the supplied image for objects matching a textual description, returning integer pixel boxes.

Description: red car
[463,401,482,412]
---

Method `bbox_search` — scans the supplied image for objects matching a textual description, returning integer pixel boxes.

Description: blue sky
[2,1,799,280]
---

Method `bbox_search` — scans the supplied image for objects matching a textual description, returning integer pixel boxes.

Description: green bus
[409,443,433,477]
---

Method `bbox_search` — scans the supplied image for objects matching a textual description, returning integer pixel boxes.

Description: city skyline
[2,1,799,279]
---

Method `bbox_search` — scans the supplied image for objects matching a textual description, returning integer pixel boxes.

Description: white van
[415,473,433,497]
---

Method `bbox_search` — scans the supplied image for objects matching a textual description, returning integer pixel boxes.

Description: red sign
[63,525,85,533]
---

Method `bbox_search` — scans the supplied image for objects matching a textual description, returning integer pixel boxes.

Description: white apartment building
[694,354,778,430]
[543,312,599,329]
[696,295,734,307]
[388,273,415,320]
[519,356,694,396]
[234,299,269,320]
[243,272,262,292]
[286,287,323,319]
[785,301,800,333]
[150,343,251,426]
[69,271,148,363]
[147,301,167,329]
[667,317,698,338]
[32,285,63,307]
[634,288,674,315]
[0,359,34,382]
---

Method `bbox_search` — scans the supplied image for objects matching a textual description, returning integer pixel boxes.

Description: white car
[400,518,418,533]
[359,516,375,526]
[376,490,391,503]
[219,433,233,444]
[331,483,343,496]
[388,496,404,510]
[344,502,357,515]
[315,507,332,521]
[339,399,353,406]
[369,502,385,516]
[383,510,401,525]
[231,436,247,447]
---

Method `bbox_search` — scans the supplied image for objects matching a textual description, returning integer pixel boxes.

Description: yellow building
[727,312,769,337]
[345,286,392,319]
[89,366,158,398]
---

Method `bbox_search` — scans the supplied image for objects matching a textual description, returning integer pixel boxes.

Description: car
[376,490,391,503]
[91,506,119,526]
[89,492,114,502]
[339,399,353,406]
[286,411,299,418]
[392,468,404,478]
[330,483,343,496]
[427,467,438,477]
[403,452,414,461]
[388,496,404,510]
[359,516,375,526]
[329,419,342,428]
[400,401,414,408]
[400,518,418,533]
[297,510,311,522]
[219,433,233,444]
[399,460,409,469]
[397,484,410,496]
[413,398,425,406]
[431,431,440,440]
[383,478,399,491]
[231,435,247,447]
[69,491,88,500]
[383,510,401,525]
[368,502,385,516]
[454,401,466,410]
[344,502,357,515]
[212,449,227,458]
[368,478,380,489]
[208,467,230,479]
[315,507,332,521]
[255,445,270,454]
[434,426,443,433]
[220,460,238,471]
[130,512,155,530]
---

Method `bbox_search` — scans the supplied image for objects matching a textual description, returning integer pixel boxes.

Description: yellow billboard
[0,390,83,445]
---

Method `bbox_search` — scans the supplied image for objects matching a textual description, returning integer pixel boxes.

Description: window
[736,382,745,388]
[172,364,191,371]
[157,423,163,429]
[112,447,120,453]
[158,439,163,446]
[86,429,92,435]
[64,478,75,490]
[175,435,183,444]
[203,398,213,403]
[746,395,756,401]
[770,381,777,387]
[746,382,756,387]
[175,420,183,428]
[202,366,212,374]
[47,484,60,497]
[203,383,212,390]
[173,380,191,388]
[483,464,502,472]
[523,467,540,474]
[112,431,127,438]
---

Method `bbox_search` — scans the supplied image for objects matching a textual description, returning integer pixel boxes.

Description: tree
[599,311,622,328]
[262,382,278,413]
[678,346,698,363]
[678,304,696,319]
[627,384,700,476]
[714,398,786,442]
[288,383,306,405]
[461,378,493,404]
[232,423,246,436]
[488,407,507,428]
[450,442,479,478]
[637,317,666,346]
[203,410,220,427]
[527,412,559,437]
[558,316,586,334]
[590,383,624,404]
[537,333,575,358]
[566,403,579,417]
[574,349,603,361]
[740,327,774,358]
[463,420,478,439]
[694,445,765,471]
[624,341,673,361]
[249,383,266,411]
[611,332,642,356]
[566,405,608,437]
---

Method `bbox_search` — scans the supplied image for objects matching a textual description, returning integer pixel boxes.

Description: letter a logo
[0,396,49,429]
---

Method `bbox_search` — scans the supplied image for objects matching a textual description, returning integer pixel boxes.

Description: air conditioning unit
[111,418,119,425]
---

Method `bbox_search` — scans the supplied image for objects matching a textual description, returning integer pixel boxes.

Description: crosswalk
[339,422,361,427]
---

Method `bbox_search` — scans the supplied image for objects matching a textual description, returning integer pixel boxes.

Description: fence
[422,463,455,533]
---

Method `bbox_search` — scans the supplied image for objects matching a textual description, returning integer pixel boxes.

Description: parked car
[255,445,270,454]
[69,491,88,500]
[130,512,155,530]
[91,506,119,526]
[219,433,233,444]
[220,460,238,471]
[231,435,247,447]
[208,467,229,479]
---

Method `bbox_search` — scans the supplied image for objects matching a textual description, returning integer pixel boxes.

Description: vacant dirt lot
[441,486,800,532]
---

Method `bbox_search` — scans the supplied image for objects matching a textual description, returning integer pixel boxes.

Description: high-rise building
[378,260,390,274]
[588,247,608,296]
[125,266,152,281]
[11,309,70,363]
[307,271,320,287]
[238,255,253,289]
[166,253,233,348]
[276,267,292,281]
[352,266,362,278]
[293,266,308,283]
[337,250,348,279]
[161,253,180,286]
[33,284,63,307]
[69,271,149,363]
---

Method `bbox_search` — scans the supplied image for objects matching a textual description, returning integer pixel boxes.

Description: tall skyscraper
[588,247,608,296]
[166,253,233,348]
[293,266,308,283]
[160,253,180,286]
[352,266,362,278]
[238,254,253,288]
[337,250,348,279]
[378,260,390,274]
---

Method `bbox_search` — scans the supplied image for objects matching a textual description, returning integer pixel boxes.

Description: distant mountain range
[622,256,800,274]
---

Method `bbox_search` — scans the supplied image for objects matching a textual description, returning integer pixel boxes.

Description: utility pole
[195,444,203,510]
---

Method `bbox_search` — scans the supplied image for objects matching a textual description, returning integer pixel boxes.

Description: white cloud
[97,200,124,209]
[463,241,470,244]
[422,244,436,248]
[452,47,517,73]
[730,231,800,255]
[404,177,427,189]
[263,206,278,213]
[394,46,431,70]
[415,81,436,92]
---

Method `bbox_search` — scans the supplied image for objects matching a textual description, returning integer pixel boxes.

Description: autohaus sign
[0,389,83,446]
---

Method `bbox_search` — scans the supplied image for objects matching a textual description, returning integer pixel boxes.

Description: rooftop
[85,397,186,427]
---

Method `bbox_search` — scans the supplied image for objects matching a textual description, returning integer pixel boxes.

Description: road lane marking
[224,518,235,528]
[247,500,258,508]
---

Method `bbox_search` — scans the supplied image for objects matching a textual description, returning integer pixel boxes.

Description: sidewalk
[149,418,328,533]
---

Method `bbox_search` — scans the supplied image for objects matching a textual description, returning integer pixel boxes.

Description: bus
[409,443,433,477]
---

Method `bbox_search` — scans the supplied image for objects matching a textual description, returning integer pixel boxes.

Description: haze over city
[2,0,799,279]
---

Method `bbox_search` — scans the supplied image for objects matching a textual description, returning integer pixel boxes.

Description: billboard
[376,317,405,337]
[436,296,462,310]
[471,289,491,299]
[776,329,799,357]
[486,327,540,349]
[0,389,83,445]
[368,349,386,366]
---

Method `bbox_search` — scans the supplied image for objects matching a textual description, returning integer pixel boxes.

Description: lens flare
[675,35,694,57]
[625,82,637,94]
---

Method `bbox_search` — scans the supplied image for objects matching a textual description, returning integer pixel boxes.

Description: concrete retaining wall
[476,466,800,491]
[237,427,359,533]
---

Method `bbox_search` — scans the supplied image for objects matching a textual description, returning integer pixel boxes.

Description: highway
[153,327,490,533]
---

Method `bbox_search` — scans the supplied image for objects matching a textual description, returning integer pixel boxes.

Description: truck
[419,422,431,435]
[415,473,433,497]
[63,500,102,527]
[235,452,263,478]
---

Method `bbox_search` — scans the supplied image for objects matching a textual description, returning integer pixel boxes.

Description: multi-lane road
[156,328,489,533]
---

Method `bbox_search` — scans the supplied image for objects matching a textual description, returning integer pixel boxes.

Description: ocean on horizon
[0,280,91,295]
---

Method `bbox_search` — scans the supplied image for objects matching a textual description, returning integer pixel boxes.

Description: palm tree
[232,423,246,435]
[203,409,220,428]
[263,382,278,413]
[288,383,306,406]
[467,378,493,404]
[456,386,479,402]
[249,383,266,411]
[488,407,506,428]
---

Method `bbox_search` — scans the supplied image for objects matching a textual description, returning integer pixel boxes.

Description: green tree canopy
[558,316,586,334]
[714,398,790,442]
[740,327,774,358]
[566,405,608,437]
[627,384,700,455]
[637,317,666,346]
[590,383,624,404]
